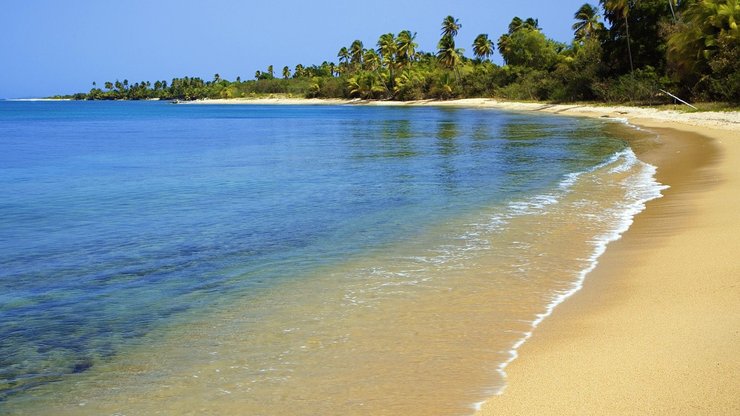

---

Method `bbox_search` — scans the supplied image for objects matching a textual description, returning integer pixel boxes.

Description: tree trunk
[625,17,634,74]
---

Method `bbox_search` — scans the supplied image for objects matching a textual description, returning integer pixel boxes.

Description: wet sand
[477,120,740,414]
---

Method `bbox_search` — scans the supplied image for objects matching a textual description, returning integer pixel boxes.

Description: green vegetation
[66,1,739,104]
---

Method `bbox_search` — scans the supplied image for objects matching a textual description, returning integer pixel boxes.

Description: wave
[484,145,668,404]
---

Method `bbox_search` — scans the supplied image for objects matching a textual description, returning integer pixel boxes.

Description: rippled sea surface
[0,101,664,415]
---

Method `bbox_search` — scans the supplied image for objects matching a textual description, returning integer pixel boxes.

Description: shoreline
[475,121,739,413]
[181,97,740,130]
[191,97,739,412]
[193,97,740,413]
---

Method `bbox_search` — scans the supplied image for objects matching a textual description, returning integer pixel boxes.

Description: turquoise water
[0,101,633,409]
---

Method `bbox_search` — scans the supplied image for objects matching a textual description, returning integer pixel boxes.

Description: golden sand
[475,120,739,414]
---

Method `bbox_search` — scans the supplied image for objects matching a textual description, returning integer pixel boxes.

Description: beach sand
[189,97,740,414]
[184,97,739,129]
[473,121,740,414]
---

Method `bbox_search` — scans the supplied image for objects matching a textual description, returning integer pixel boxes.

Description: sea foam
[487,144,668,400]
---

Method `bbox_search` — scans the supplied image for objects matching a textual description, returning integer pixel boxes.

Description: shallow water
[0,101,664,414]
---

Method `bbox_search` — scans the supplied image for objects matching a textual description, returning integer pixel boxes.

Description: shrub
[494,69,556,101]
[593,67,670,104]
[693,35,740,103]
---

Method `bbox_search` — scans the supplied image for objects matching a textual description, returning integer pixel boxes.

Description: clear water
[0,101,662,414]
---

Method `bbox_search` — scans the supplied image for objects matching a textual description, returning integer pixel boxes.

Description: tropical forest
[66,0,739,104]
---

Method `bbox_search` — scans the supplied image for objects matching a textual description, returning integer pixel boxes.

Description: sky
[0,0,594,98]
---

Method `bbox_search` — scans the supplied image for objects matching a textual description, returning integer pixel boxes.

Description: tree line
[67,0,739,104]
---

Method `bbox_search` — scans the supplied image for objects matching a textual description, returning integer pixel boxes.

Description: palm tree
[441,15,461,38]
[325,62,336,77]
[377,33,397,68]
[394,68,423,99]
[337,47,351,75]
[437,35,463,78]
[338,47,350,64]
[294,64,305,78]
[348,71,387,99]
[350,40,365,68]
[573,3,605,42]
[508,16,540,33]
[363,49,381,71]
[213,73,221,83]
[283,66,291,79]
[267,65,274,78]
[472,34,494,61]
[667,0,740,79]
[438,15,463,79]
[396,30,418,67]
[524,18,540,30]
[603,0,634,73]
[434,72,456,100]
[377,33,399,92]
[508,17,524,33]
[104,81,113,90]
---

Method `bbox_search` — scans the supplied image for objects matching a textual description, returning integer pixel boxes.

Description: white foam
[502,148,636,222]
[358,148,655,304]
[340,126,669,414]
[484,146,668,402]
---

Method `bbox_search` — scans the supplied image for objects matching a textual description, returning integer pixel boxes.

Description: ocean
[0,101,665,415]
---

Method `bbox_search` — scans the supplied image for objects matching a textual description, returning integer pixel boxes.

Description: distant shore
[181,97,740,130]
[18,96,740,131]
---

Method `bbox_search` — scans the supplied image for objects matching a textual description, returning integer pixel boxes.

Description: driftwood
[659,89,698,110]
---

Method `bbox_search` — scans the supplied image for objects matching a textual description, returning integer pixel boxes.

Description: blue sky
[0,0,595,98]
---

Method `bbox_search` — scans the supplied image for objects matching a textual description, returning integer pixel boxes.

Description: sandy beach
[184,97,739,129]
[412,103,740,414]
[186,96,740,413]
[475,123,739,414]
[440,101,740,414]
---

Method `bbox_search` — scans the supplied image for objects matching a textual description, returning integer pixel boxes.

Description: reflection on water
[435,116,461,192]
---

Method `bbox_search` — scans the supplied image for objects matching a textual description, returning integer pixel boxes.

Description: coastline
[473,122,740,413]
[181,97,739,130]
[190,96,740,413]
